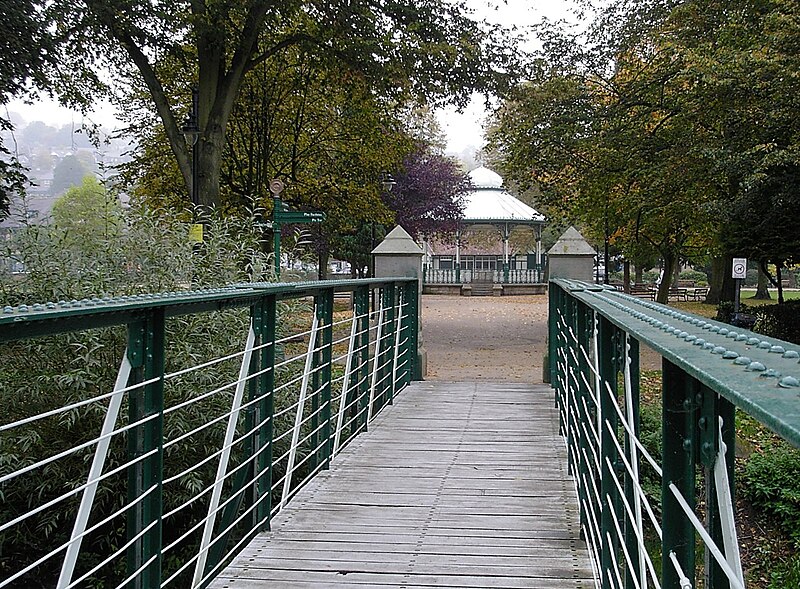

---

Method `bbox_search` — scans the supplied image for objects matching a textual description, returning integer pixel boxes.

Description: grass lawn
[740,288,800,303]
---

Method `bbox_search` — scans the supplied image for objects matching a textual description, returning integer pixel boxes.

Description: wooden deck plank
[209,382,595,588]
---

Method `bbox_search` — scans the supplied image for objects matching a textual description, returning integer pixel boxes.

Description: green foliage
[50,155,95,197]
[752,300,800,345]
[741,442,800,546]
[678,269,708,286]
[0,204,297,586]
[0,200,273,305]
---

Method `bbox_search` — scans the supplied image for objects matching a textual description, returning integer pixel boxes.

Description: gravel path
[421,294,549,383]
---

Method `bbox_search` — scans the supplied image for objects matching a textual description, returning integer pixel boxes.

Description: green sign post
[270,179,326,280]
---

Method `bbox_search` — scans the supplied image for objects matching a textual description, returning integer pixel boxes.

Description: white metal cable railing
[0,278,419,589]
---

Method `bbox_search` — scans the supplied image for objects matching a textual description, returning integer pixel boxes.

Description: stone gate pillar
[547,226,597,282]
[373,225,427,378]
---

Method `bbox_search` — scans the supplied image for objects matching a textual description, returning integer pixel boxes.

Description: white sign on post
[732,258,747,279]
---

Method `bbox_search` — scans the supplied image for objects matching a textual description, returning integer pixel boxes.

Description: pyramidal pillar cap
[372,225,423,256]
[548,226,597,256]
[547,227,596,281]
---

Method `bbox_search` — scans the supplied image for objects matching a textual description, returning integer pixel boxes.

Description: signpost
[270,179,326,280]
[732,257,747,313]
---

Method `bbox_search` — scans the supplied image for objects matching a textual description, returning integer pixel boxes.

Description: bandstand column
[502,223,510,283]
[455,226,461,283]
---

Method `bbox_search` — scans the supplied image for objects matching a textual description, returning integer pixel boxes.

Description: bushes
[752,300,800,345]
[741,442,800,544]
[0,202,286,586]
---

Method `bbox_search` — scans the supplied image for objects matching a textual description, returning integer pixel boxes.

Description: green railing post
[564,296,577,473]
[355,286,371,432]
[598,315,618,589]
[401,281,414,386]
[319,289,334,469]
[700,387,736,589]
[380,284,395,409]
[406,281,421,381]
[310,290,333,471]
[662,359,698,588]
[624,336,642,589]
[256,295,276,530]
[125,310,165,589]
[547,282,559,390]
[575,301,592,536]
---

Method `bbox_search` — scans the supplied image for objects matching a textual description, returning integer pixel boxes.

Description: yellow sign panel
[189,223,204,243]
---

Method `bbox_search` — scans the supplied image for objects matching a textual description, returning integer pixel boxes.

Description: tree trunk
[777,263,784,304]
[656,252,677,304]
[754,265,771,300]
[623,260,631,293]
[634,265,643,284]
[707,256,736,305]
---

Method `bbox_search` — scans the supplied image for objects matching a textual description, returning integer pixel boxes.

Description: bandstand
[424,166,546,294]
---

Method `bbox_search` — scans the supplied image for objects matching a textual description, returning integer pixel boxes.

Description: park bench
[690,287,709,301]
[630,284,655,300]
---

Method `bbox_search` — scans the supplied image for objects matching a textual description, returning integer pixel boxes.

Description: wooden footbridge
[210,382,593,588]
[3,275,796,589]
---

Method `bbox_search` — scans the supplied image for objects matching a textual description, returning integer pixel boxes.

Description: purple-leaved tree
[385,146,469,240]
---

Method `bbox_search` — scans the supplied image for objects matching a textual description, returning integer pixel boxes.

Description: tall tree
[45,0,519,208]
[384,145,469,240]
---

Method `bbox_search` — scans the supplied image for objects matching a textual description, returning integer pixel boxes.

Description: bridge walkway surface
[210,380,594,589]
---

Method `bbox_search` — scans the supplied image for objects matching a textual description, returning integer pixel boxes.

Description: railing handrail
[552,279,800,446]
[1,277,416,342]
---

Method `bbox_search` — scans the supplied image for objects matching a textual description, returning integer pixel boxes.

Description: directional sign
[732,258,747,279]
[275,211,326,223]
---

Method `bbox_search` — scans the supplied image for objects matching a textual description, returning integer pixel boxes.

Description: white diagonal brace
[367,300,385,423]
[280,308,320,510]
[192,322,256,587]
[333,312,358,456]
[57,352,132,589]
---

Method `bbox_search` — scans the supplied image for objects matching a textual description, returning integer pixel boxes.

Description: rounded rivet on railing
[694,338,706,346]
[18,305,30,313]
[735,334,749,342]
[3,306,13,314]
[769,345,786,354]
[719,328,729,335]
[703,324,712,330]
[46,302,56,309]
[779,376,800,388]
[692,319,703,326]
[654,321,664,328]
[710,326,720,333]
[763,368,782,378]
[686,335,697,342]
[712,346,727,355]
[758,341,772,349]
[703,342,716,350]
[726,331,738,339]
[723,350,739,359]
[783,350,800,359]
[734,356,751,365]
[678,331,689,339]
[746,361,766,372]
[747,337,760,345]
[32,304,44,312]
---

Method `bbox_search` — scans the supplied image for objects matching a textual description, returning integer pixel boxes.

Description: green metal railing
[0,278,419,589]
[549,279,800,589]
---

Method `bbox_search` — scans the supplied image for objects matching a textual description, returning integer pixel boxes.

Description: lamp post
[270,179,286,280]
[372,173,396,278]
[181,87,200,207]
